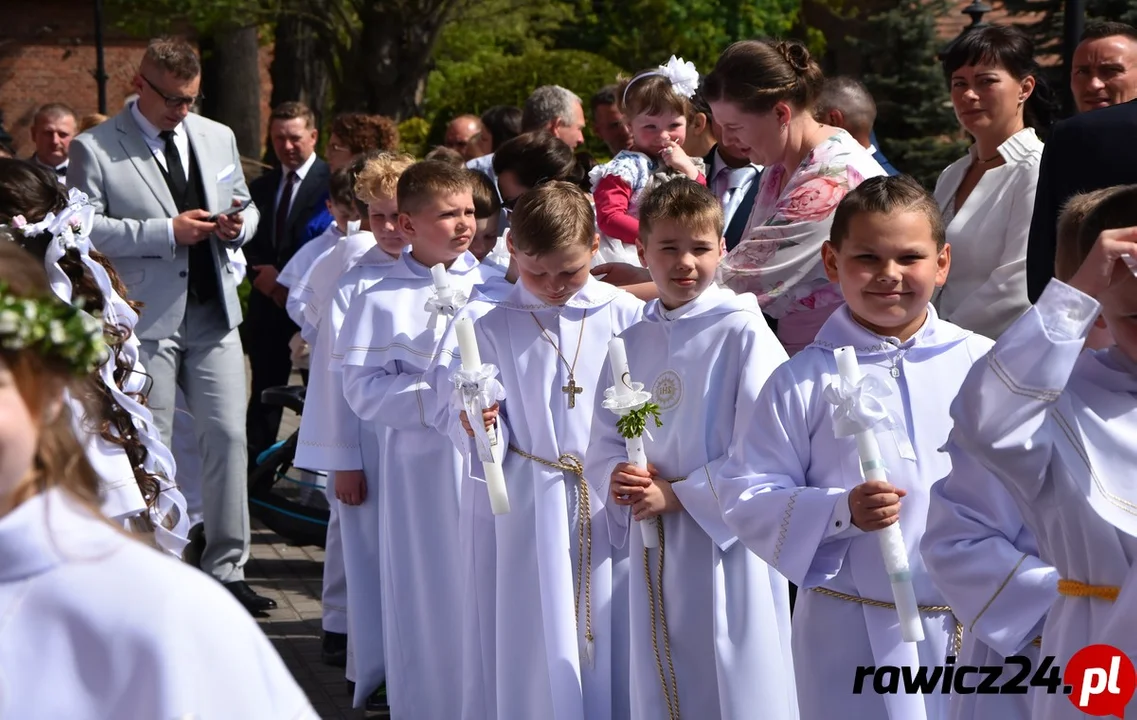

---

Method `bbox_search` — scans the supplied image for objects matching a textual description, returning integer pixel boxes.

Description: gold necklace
[530,311,588,409]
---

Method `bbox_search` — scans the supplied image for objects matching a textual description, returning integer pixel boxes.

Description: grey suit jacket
[67,107,260,341]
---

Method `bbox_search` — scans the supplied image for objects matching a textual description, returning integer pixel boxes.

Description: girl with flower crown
[0,159,189,557]
[0,242,316,719]
[589,56,707,266]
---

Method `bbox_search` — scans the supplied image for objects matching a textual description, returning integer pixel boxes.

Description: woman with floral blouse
[702,38,886,354]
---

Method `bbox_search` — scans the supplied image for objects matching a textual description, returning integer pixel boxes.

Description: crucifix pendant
[562,376,583,409]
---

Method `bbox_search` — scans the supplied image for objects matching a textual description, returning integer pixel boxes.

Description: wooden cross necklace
[530,311,587,409]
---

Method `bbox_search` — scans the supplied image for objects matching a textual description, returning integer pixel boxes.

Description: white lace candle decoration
[452,317,510,514]
[829,346,924,643]
[604,337,660,549]
[426,263,467,331]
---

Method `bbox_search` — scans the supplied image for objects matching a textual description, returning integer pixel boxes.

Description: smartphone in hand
[208,198,252,222]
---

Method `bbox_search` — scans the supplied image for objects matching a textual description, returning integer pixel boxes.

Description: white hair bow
[658,55,700,98]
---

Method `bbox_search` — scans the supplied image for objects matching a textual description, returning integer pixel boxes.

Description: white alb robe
[442,276,642,720]
[337,249,502,717]
[948,279,1137,720]
[296,240,401,697]
[921,449,1057,720]
[584,285,797,720]
[280,221,346,327]
[716,303,992,720]
[0,488,316,719]
[298,229,378,343]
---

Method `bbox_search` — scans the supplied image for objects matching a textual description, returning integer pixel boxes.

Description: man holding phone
[68,38,274,614]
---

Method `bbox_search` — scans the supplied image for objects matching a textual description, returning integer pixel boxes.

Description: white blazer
[933,127,1043,340]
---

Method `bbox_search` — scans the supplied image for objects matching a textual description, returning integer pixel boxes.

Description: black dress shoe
[322,631,348,667]
[223,580,277,612]
[183,523,205,569]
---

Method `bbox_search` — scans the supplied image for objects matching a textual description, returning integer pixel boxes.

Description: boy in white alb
[336,160,502,718]
[452,181,642,720]
[585,179,797,720]
[914,193,1120,720]
[715,176,992,720]
[295,153,415,707]
[279,167,361,327]
[948,185,1137,720]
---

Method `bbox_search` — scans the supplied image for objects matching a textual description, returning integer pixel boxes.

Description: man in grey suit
[68,37,275,613]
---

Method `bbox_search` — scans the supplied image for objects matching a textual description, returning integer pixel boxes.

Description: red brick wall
[1,1,275,159]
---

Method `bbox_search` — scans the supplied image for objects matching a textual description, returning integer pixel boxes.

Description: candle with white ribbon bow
[832,346,923,642]
[454,317,510,514]
[605,337,660,549]
[426,263,466,331]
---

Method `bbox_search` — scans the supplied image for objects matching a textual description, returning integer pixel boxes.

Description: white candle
[431,263,453,300]
[607,337,659,549]
[456,318,510,515]
[834,346,924,643]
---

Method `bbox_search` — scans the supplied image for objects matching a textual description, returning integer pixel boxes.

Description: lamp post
[94,0,108,114]
[1063,0,1085,114]
[960,0,992,32]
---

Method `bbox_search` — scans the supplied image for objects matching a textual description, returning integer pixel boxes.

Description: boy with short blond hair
[585,178,796,720]
[293,151,415,710]
[335,159,502,718]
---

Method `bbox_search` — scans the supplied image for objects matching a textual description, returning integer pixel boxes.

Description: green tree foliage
[557,0,808,73]
[999,0,1137,52]
[858,0,968,188]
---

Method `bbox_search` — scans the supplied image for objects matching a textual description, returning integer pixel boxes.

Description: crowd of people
[1,18,1136,720]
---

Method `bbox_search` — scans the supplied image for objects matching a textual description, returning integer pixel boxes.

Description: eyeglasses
[141,75,203,109]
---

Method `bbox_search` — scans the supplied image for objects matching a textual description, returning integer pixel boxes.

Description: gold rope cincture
[810,586,964,655]
[1057,579,1120,602]
[508,445,594,661]
[645,518,680,720]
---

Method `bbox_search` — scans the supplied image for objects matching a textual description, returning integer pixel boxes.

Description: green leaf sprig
[616,402,663,440]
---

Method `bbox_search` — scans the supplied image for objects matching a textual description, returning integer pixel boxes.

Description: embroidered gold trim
[969,552,1030,633]
[988,353,1062,403]
[772,488,805,569]
[1052,409,1137,515]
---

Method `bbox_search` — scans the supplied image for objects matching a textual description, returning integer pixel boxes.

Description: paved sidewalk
[245,403,388,719]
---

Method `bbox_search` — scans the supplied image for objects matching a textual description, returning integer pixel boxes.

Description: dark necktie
[275,171,298,251]
[158,130,187,200]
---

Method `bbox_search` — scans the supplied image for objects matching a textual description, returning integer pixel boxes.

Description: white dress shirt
[275,151,318,213]
[129,102,246,249]
[33,155,69,184]
[933,127,1043,340]
[708,148,759,230]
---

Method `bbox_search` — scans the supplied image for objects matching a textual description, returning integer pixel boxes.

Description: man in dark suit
[245,101,331,466]
[1027,24,1137,302]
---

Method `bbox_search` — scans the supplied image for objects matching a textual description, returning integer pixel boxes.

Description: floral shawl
[719,130,885,318]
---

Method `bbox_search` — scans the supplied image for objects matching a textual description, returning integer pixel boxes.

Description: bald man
[815,77,897,175]
[445,114,491,160]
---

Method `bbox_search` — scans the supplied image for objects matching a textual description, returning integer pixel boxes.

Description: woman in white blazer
[934,26,1052,340]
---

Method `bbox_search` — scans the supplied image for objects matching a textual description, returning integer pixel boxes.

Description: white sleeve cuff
[824,493,863,540]
[167,219,176,257]
[1037,279,1101,341]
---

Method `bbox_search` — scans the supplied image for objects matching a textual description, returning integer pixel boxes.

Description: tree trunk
[334,1,460,119]
[199,25,262,159]
[269,7,330,130]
